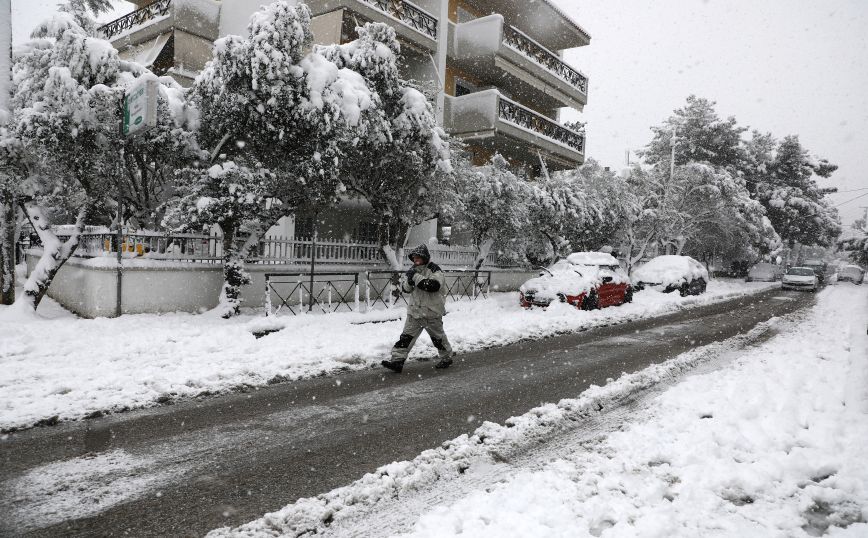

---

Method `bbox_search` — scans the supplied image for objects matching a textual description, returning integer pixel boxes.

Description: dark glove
[405,268,417,287]
[417,278,441,292]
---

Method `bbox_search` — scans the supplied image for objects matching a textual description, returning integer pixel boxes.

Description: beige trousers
[390,315,453,361]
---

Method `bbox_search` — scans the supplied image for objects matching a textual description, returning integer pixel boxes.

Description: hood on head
[407,244,431,263]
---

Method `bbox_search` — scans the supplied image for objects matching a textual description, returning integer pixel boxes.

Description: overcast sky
[11,0,868,224]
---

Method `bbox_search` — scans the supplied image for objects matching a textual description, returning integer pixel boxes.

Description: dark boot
[434,357,453,369]
[381,359,405,373]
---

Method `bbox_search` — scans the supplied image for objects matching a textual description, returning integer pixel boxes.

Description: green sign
[123,79,157,136]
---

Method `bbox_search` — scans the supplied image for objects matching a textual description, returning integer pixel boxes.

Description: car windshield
[787,268,815,276]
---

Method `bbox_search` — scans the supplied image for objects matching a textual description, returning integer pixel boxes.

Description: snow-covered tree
[523,172,592,265]
[8,9,197,311]
[177,1,372,313]
[558,160,636,254]
[640,95,746,173]
[751,135,840,250]
[320,22,451,269]
[166,159,278,317]
[452,152,531,269]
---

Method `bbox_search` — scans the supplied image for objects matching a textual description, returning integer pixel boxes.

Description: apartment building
[101,0,589,240]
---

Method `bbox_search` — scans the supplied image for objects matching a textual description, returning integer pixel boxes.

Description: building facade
[101,0,590,241]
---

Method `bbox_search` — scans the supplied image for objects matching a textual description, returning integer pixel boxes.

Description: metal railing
[265,272,361,315]
[502,25,588,94]
[52,231,504,267]
[264,270,492,316]
[361,0,438,38]
[498,95,586,154]
[98,0,172,40]
[364,270,491,310]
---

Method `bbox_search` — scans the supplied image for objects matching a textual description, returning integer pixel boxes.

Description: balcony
[98,0,219,85]
[307,0,439,52]
[445,89,585,170]
[451,15,588,111]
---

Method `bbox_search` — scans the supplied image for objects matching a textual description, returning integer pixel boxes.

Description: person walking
[381,244,453,373]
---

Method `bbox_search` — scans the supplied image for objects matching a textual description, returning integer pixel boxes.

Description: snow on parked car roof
[566,252,620,266]
[632,255,709,287]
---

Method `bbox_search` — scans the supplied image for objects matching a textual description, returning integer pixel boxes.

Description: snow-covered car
[837,264,864,284]
[781,267,819,291]
[519,252,632,309]
[800,259,828,285]
[631,255,709,296]
[745,262,784,282]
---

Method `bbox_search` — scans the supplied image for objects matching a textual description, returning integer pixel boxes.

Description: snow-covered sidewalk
[210,284,867,538]
[0,279,775,431]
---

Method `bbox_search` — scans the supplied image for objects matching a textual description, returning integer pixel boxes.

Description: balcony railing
[361,0,438,39]
[498,96,585,154]
[502,25,587,94]
[98,0,172,40]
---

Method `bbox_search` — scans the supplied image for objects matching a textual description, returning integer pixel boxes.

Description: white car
[837,264,864,284]
[745,262,784,282]
[781,267,819,291]
[632,255,709,296]
[519,252,632,309]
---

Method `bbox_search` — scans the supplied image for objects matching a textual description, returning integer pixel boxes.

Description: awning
[123,32,171,68]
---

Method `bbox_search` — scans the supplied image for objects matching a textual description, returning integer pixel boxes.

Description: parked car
[781,266,819,291]
[745,262,784,282]
[632,255,709,296]
[519,252,632,309]
[837,264,864,284]
[800,259,828,285]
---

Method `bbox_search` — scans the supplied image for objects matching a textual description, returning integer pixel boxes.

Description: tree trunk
[0,191,15,305]
[14,202,88,311]
[379,217,411,271]
[215,222,249,318]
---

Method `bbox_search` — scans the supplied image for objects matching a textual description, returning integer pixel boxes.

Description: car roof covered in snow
[566,252,620,266]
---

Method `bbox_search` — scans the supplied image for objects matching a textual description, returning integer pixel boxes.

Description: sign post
[117,79,158,316]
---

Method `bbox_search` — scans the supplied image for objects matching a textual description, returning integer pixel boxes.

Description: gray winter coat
[402,244,447,318]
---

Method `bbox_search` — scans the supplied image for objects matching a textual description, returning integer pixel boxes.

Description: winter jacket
[402,244,447,318]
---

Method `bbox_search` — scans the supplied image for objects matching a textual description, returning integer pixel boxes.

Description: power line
[834,192,868,207]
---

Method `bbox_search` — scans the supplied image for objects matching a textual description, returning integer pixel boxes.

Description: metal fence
[51,231,502,268]
[265,270,492,316]
[265,272,361,316]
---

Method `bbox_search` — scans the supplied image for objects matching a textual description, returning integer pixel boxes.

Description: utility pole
[0,0,16,306]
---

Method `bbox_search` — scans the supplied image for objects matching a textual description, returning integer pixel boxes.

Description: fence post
[389,273,395,309]
[354,273,360,313]
[298,278,304,312]
[364,271,371,312]
[486,271,491,296]
[264,274,272,316]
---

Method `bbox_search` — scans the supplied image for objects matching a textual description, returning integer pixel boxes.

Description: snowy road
[0,288,813,536]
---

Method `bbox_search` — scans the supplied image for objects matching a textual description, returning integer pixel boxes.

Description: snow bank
[0,280,774,431]
[401,285,868,537]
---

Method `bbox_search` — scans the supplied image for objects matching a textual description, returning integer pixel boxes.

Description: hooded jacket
[402,244,447,317]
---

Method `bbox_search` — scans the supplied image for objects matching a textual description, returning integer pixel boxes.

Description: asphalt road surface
[0,288,814,537]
